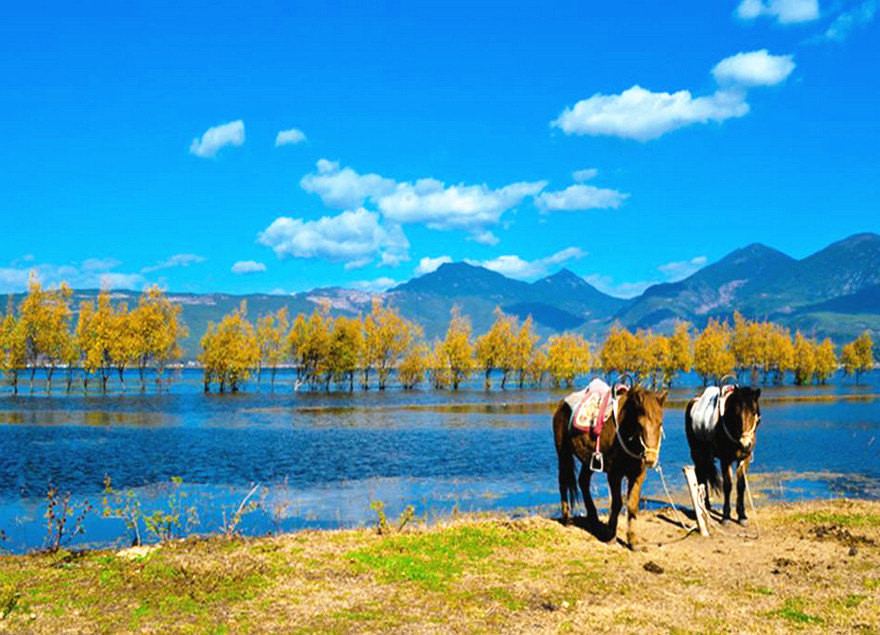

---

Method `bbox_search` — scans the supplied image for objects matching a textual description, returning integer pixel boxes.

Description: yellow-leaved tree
[398,341,429,390]
[512,316,538,388]
[600,325,640,380]
[793,331,816,386]
[545,332,591,388]
[692,319,734,386]
[0,300,27,395]
[365,300,418,390]
[841,331,874,384]
[256,307,289,389]
[327,314,365,391]
[474,308,517,389]
[813,337,837,384]
[130,286,187,389]
[199,301,259,392]
[665,321,692,386]
[439,306,474,390]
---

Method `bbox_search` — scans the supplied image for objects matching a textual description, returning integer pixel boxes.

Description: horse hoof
[720,518,732,527]
[629,543,646,553]
[738,517,750,528]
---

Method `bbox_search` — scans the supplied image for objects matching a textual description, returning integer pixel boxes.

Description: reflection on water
[0,369,878,553]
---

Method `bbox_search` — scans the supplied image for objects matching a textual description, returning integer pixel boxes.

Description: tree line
[0,277,875,394]
[0,277,185,394]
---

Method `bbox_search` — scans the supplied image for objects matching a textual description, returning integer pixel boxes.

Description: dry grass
[0,499,878,633]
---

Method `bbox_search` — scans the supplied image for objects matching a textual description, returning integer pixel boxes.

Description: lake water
[1,369,878,553]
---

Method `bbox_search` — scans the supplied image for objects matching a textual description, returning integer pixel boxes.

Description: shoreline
[1,498,878,632]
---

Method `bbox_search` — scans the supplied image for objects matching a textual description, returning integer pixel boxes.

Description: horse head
[728,386,761,452]
[618,387,667,468]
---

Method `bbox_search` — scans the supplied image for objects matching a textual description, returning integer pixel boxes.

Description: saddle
[565,378,625,472]
[690,384,735,442]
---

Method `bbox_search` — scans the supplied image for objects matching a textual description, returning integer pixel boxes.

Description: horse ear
[754,387,761,400]
[657,390,668,407]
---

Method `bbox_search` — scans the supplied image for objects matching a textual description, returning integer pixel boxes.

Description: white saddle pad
[690,385,732,441]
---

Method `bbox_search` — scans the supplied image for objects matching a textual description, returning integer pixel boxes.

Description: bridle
[719,399,759,450]
[613,396,662,463]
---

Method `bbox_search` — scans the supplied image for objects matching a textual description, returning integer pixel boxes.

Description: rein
[718,406,758,450]
[613,403,661,463]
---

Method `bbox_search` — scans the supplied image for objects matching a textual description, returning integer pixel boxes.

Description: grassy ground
[0,499,878,633]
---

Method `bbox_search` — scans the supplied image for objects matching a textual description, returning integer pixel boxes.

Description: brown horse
[553,385,667,550]
[685,386,761,525]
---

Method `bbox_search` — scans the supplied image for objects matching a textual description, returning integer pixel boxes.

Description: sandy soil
[0,498,878,633]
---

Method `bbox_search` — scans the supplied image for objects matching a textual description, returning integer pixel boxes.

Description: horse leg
[626,469,647,551]
[736,455,752,526]
[578,463,598,526]
[721,459,733,525]
[605,471,624,543]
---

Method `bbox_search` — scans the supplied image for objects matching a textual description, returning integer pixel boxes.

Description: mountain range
[10,233,880,360]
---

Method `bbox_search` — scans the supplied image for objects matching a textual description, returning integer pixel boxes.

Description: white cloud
[572,168,599,182]
[824,0,876,41]
[552,85,749,141]
[100,273,147,290]
[657,256,708,281]
[142,253,206,273]
[189,120,245,158]
[712,50,795,86]
[231,260,267,274]
[300,159,396,209]
[349,277,398,292]
[275,128,307,146]
[584,274,654,299]
[736,0,819,23]
[378,178,546,231]
[257,208,409,269]
[536,184,629,212]
[0,259,146,293]
[414,256,453,276]
[584,254,708,299]
[81,257,121,272]
[466,247,586,281]
[467,230,501,246]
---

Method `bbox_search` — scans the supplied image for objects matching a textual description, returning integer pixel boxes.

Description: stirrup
[590,451,604,472]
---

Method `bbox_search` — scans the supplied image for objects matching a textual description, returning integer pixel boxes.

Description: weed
[791,511,880,527]
[44,485,92,553]
[844,594,865,608]
[369,501,416,535]
[102,475,143,545]
[767,598,823,624]
[0,583,20,618]
[222,483,262,536]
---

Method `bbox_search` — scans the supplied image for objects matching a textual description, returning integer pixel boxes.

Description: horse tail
[553,401,579,513]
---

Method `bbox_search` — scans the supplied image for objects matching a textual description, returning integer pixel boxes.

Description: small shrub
[45,485,92,553]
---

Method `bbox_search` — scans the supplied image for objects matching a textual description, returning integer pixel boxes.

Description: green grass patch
[844,594,866,608]
[347,524,552,591]
[767,598,823,625]
[790,511,880,527]
[747,585,774,596]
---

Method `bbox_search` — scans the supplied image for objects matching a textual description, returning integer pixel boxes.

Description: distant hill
[5,232,879,359]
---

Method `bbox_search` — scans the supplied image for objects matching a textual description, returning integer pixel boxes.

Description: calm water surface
[1,369,878,553]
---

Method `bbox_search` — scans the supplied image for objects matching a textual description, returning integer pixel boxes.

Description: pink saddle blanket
[568,378,614,437]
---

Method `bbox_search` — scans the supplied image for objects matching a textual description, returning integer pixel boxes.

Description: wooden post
[683,465,710,537]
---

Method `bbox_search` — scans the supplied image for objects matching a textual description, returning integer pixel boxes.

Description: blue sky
[1,0,877,297]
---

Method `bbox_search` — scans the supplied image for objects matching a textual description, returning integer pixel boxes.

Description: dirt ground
[0,498,878,633]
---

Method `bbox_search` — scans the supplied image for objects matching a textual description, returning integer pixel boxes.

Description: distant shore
[0,498,877,632]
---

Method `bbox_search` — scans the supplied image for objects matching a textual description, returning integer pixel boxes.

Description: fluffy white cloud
[349,277,398,292]
[736,0,819,22]
[378,178,546,232]
[572,168,599,182]
[231,260,267,274]
[536,184,629,212]
[712,50,795,86]
[257,208,409,269]
[189,120,245,158]
[414,256,452,276]
[657,256,708,281]
[300,159,396,209]
[275,128,307,146]
[0,259,146,293]
[142,253,205,273]
[466,247,586,280]
[824,0,876,41]
[552,85,749,141]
